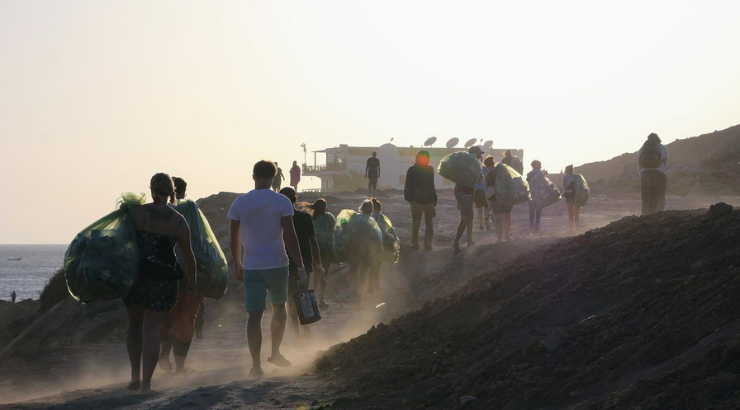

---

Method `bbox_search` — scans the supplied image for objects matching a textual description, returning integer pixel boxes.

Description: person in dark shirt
[279,187,324,338]
[452,183,475,254]
[403,151,437,251]
[526,160,545,235]
[365,152,381,198]
[484,157,513,242]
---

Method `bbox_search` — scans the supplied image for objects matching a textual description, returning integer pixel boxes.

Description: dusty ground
[0,189,737,409]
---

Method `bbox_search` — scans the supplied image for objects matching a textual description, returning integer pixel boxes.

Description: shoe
[267,354,292,367]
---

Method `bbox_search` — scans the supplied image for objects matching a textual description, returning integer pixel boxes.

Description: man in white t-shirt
[228,160,307,378]
[637,133,670,215]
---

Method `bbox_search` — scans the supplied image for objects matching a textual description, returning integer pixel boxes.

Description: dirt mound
[318,207,740,409]
[576,124,740,196]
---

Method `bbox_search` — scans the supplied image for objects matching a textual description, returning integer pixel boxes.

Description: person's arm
[281,169,285,181]
[403,167,414,203]
[377,161,380,178]
[365,159,369,178]
[230,220,243,281]
[282,216,307,285]
[176,219,197,292]
[662,146,669,166]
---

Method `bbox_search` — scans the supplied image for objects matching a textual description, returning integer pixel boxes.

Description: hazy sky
[1,0,739,244]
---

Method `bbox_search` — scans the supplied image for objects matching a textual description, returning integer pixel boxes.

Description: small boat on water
[7,257,21,261]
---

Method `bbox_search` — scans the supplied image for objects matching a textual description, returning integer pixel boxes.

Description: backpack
[639,142,662,169]
[511,156,524,175]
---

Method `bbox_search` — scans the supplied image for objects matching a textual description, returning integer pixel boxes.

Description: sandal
[267,354,292,367]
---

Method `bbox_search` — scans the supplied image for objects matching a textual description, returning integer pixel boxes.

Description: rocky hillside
[317,203,740,409]
[576,124,740,196]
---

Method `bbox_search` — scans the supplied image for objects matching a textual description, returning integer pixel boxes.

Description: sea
[0,245,67,302]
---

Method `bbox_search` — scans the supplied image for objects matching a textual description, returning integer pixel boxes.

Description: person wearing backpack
[638,133,669,215]
[502,150,524,176]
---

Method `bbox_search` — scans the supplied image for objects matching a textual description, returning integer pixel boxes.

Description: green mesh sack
[64,193,145,303]
[531,173,562,210]
[494,163,531,206]
[174,200,228,300]
[438,152,482,188]
[312,213,336,256]
[332,210,383,263]
[574,174,590,207]
[374,214,400,263]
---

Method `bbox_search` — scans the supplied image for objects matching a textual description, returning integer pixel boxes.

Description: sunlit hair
[531,159,542,168]
[306,198,328,217]
[565,165,574,174]
[359,199,374,214]
[483,156,495,167]
[279,187,297,204]
[172,176,187,197]
[253,160,277,180]
[372,198,382,212]
[150,173,175,204]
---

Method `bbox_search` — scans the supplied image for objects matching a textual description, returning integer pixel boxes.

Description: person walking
[365,151,381,198]
[272,162,285,192]
[289,161,301,192]
[638,133,669,215]
[228,160,307,378]
[526,160,545,235]
[279,187,324,338]
[403,151,437,251]
[452,183,475,254]
[158,176,207,373]
[308,199,336,308]
[10,291,16,304]
[124,173,197,393]
[562,165,582,232]
[484,157,513,242]
[345,200,382,300]
[502,150,524,175]
[469,146,491,231]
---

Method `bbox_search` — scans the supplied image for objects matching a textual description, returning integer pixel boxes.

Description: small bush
[38,268,70,313]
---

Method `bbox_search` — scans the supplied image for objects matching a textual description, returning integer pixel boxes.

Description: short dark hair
[253,160,277,180]
[372,198,382,212]
[416,150,430,160]
[483,156,495,167]
[647,133,661,143]
[172,176,187,196]
[565,165,574,173]
[279,187,297,204]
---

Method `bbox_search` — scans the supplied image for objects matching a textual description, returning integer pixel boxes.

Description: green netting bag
[438,152,482,188]
[574,174,590,207]
[313,212,336,256]
[494,163,531,206]
[373,214,400,263]
[332,210,383,263]
[531,173,562,210]
[174,200,228,300]
[64,193,145,303]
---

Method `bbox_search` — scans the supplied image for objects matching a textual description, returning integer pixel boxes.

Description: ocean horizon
[0,244,67,302]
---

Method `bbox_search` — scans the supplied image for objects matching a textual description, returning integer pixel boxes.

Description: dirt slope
[317,205,740,409]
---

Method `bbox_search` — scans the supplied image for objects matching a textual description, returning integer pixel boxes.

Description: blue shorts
[243,267,289,312]
[457,194,474,216]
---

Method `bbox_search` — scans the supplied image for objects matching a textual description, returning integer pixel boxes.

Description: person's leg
[141,310,166,392]
[172,339,191,371]
[529,201,536,234]
[244,269,268,373]
[656,172,667,212]
[159,339,173,371]
[641,172,651,215]
[574,206,581,230]
[247,310,264,371]
[567,203,575,231]
[410,202,422,248]
[287,297,300,336]
[503,213,512,240]
[477,206,484,230]
[494,211,504,242]
[535,208,542,233]
[367,259,381,295]
[316,260,330,305]
[194,303,205,339]
[270,303,288,359]
[466,214,474,245]
[423,204,434,249]
[126,307,145,387]
[453,216,466,251]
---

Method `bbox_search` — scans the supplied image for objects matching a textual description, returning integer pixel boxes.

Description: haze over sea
[0,245,66,302]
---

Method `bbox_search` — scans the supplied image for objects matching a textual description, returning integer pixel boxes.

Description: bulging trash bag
[574,174,590,207]
[531,173,562,210]
[174,200,228,300]
[438,152,483,188]
[373,214,400,263]
[332,210,383,263]
[494,163,531,206]
[64,193,145,303]
[312,212,336,256]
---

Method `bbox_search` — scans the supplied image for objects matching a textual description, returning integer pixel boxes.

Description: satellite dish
[424,137,437,147]
[483,140,493,148]
[446,138,459,148]
[464,138,477,148]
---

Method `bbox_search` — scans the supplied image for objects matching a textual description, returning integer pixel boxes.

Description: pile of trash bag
[493,163,531,206]
[173,200,228,300]
[332,210,383,263]
[64,193,145,303]
[531,173,562,210]
[313,212,337,258]
[574,174,590,207]
[373,214,400,263]
[438,152,483,188]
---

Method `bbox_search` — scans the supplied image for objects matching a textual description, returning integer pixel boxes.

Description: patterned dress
[123,231,179,311]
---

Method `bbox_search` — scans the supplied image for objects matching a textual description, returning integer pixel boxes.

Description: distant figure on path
[365,151,381,198]
[272,162,285,192]
[527,160,545,235]
[158,176,207,373]
[289,161,301,191]
[229,160,306,378]
[124,173,197,393]
[308,199,336,307]
[403,151,437,251]
[562,165,581,232]
[279,187,324,338]
[502,150,524,175]
[638,133,669,215]
[469,146,491,231]
[11,291,16,304]
[452,183,475,254]
[484,157,513,242]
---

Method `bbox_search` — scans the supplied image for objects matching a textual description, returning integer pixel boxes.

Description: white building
[304,143,524,192]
